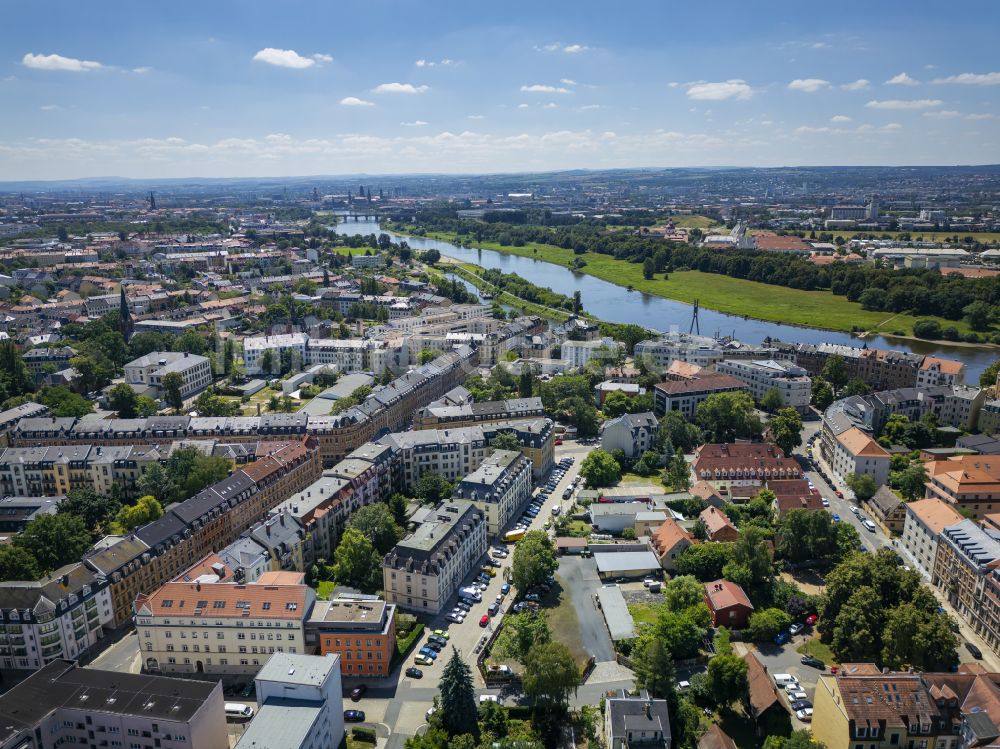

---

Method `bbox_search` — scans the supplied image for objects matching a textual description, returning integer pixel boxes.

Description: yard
[796,636,839,667]
[545,586,591,670]
[627,601,661,628]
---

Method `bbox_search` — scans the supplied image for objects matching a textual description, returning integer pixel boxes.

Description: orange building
[307,596,396,678]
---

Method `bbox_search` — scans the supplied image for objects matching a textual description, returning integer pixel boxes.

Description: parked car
[344,710,366,722]
[350,685,367,701]
[774,632,789,645]
[423,640,442,652]
[967,642,984,659]
[821,498,830,507]
[488,602,500,616]
[432,629,450,640]
[428,635,447,648]
[789,690,808,702]
[800,655,825,669]
[850,505,861,515]
[525,592,540,602]
[831,513,841,523]
[677,680,691,690]
[415,654,434,666]
[446,613,464,624]
[418,647,438,660]
[795,708,813,722]
[500,583,511,595]
[405,667,423,679]
[835,490,844,498]
[790,700,812,712]
[805,615,818,626]
[789,623,804,635]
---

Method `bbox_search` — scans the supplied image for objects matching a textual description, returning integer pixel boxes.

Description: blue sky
[2,0,999,180]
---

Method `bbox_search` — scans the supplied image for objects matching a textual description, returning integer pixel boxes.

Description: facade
[0,659,228,749]
[704,579,754,629]
[561,338,622,369]
[351,253,384,268]
[933,520,1000,654]
[635,331,786,370]
[124,351,213,400]
[650,518,696,571]
[900,498,964,579]
[652,373,746,419]
[451,449,533,536]
[601,412,659,459]
[242,333,308,375]
[698,506,740,542]
[604,689,671,749]
[383,500,487,614]
[307,595,396,679]
[925,455,1000,518]
[917,356,966,388]
[413,395,544,430]
[867,485,907,534]
[236,652,344,749]
[829,427,891,486]
[715,359,811,412]
[692,443,802,490]
[135,577,315,676]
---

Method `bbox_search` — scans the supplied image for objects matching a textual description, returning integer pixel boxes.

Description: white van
[225,703,255,719]
[772,674,798,688]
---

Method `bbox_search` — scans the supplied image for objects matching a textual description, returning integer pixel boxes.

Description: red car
[835,491,844,498]
[479,615,489,627]
[555,439,563,445]
[806,615,818,626]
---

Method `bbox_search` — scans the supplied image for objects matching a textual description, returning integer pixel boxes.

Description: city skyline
[2,0,1000,180]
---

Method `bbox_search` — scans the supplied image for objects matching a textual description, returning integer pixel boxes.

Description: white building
[829,426,891,486]
[900,498,964,580]
[235,652,344,749]
[561,338,622,369]
[306,338,390,375]
[242,333,309,375]
[452,449,533,536]
[351,253,384,269]
[715,359,812,412]
[601,412,660,459]
[124,351,213,400]
[383,500,487,614]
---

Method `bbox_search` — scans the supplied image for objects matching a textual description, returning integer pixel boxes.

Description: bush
[351,727,377,743]
[393,622,425,666]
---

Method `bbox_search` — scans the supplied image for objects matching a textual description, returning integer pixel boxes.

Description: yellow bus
[503,529,526,543]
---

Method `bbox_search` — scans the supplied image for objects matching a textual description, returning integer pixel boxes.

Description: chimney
[645,701,652,719]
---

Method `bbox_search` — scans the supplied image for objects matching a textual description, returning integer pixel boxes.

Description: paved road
[85,630,141,674]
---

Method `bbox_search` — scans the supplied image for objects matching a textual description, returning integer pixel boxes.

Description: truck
[503,529,526,543]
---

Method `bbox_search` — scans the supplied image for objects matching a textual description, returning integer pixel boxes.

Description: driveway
[556,555,615,663]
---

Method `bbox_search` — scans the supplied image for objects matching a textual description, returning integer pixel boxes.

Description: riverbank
[397,225,986,341]
[431,261,575,322]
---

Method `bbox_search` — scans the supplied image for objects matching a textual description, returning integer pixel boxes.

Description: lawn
[409,229,981,337]
[796,636,839,667]
[546,578,591,670]
[669,215,720,229]
[619,473,666,486]
[628,602,661,628]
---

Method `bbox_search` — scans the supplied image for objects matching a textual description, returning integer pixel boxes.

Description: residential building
[650,518,696,571]
[900,498,964,579]
[0,495,59,535]
[124,351,213,401]
[351,253,384,269]
[918,356,966,388]
[652,373,746,419]
[306,594,396,679]
[743,651,786,732]
[867,485,907,534]
[925,455,1000,518]
[0,659,228,749]
[561,337,622,369]
[383,500,487,614]
[698,506,739,542]
[21,346,76,377]
[768,479,825,518]
[698,726,737,749]
[242,333,308,375]
[635,331,787,371]
[692,443,801,490]
[134,575,315,676]
[604,689,671,749]
[413,395,544,430]
[704,579,754,629]
[235,652,344,749]
[715,359,811,412]
[932,520,1000,654]
[829,426,891,486]
[601,412,659,459]
[451,449,532,536]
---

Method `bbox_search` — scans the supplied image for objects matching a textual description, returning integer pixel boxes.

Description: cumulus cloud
[685,80,753,101]
[560,78,577,86]
[312,53,333,63]
[340,96,374,107]
[932,72,1000,85]
[787,78,829,93]
[415,58,455,67]
[517,103,530,109]
[520,84,572,94]
[831,114,852,123]
[373,82,429,94]
[22,52,104,72]
[252,48,330,69]
[966,113,999,120]
[401,120,429,127]
[923,110,961,119]
[539,42,590,54]
[840,79,871,91]
[543,102,558,109]
[40,104,60,111]
[886,72,919,86]
[865,98,942,109]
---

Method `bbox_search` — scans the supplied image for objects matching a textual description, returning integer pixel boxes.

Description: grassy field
[796,636,839,666]
[429,263,575,322]
[669,214,720,229]
[414,230,982,337]
[628,602,661,628]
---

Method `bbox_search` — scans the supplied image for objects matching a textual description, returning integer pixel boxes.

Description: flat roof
[255,652,340,688]
[234,699,322,749]
[594,551,661,574]
[596,585,636,641]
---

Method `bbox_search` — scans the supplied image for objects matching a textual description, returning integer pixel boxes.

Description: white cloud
[865,98,943,109]
[22,52,104,72]
[580,104,601,111]
[372,82,429,94]
[966,113,998,120]
[840,79,870,91]
[401,120,428,127]
[881,122,902,131]
[415,58,455,68]
[517,103,530,109]
[312,53,333,63]
[667,82,680,89]
[932,72,1000,86]
[923,110,961,119]
[539,42,590,54]
[520,84,572,94]
[340,96,374,107]
[132,66,151,74]
[811,41,830,49]
[563,44,589,54]
[787,78,829,93]
[253,48,319,69]
[543,102,558,109]
[886,72,919,86]
[560,78,577,86]
[40,104,60,111]
[466,114,485,120]
[831,114,852,123]
[685,80,753,101]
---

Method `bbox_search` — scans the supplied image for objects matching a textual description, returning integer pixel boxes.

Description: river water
[332,215,995,381]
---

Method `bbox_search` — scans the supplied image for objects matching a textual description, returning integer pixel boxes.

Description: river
[332,215,995,381]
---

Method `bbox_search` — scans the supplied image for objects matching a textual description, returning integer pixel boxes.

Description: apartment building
[561,338,622,369]
[242,333,308,375]
[383,500,487,614]
[856,348,925,390]
[925,455,1000,518]
[135,576,315,676]
[600,412,659,459]
[650,518,697,572]
[715,359,811,412]
[635,331,787,370]
[0,659,227,749]
[932,520,1000,654]
[235,652,344,749]
[829,426,891,486]
[917,356,966,388]
[692,443,801,490]
[0,562,113,672]
[413,394,544,430]
[305,338,390,375]
[21,346,76,377]
[652,373,746,419]
[0,495,59,535]
[451,449,533,536]
[900,498,964,579]
[124,351,213,401]
[307,595,396,678]
[604,689,671,749]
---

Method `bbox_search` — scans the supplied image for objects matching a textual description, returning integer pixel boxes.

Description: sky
[2,0,1000,180]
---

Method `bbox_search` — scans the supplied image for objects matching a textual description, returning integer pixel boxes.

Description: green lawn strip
[795,636,839,667]
[627,602,661,628]
[391,622,426,669]
[545,579,591,670]
[411,229,978,336]
[428,263,574,322]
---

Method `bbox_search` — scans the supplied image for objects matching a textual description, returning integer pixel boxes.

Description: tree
[981,358,1000,387]
[260,349,275,374]
[602,390,631,418]
[414,473,454,504]
[845,472,878,502]
[490,431,522,452]
[136,395,160,417]
[0,545,41,582]
[523,640,580,712]
[58,487,121,534]
[346,502,403,554]
[113,495,164,532]
[964,300,993,331]
[136,463,177,505]
[439,648,478,737]
[895,461,929,501]
[822,355,849,393]
[578,449,621,488]
[35,386,93,418]
[330,528,382,592]
[388,493,409,525]
[843,378,872,397]
[631,633,675,699]
[675,543,735,581]
[193,391,240,417]
[746,608,792,643]
[706,648,748,708]
[0,340,33,403]
[769,407,803,457]
[696,391,761,443]
[810,378,834,411]
[723,526,774,596]
[664,575,704,611]
[642,257,655,280]
[161,371,184,411]
[418,349,438,365]
[654,605,709,660]
[760,387,784,414]
[491,612,551,662]
[664,449,691,491]
[14,514,91,573]
[518,368,534,398]
[511,530,557,592]
[107,383,139,418]
[421,248,441,265]
[223,338,235,376]
[776,509,842,562]
[764,731,826,749]
[659,411,702,453]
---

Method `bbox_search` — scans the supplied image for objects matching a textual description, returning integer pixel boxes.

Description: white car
[789,690,808,702]
[821,498,830,507]
[795,707,813,722]
[783,681,802,693]
[850,505,861,515]
[677,680,691,690]
[789,623,804,635]
[446,612,464,624]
